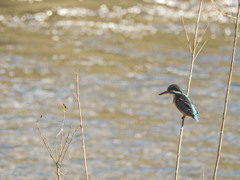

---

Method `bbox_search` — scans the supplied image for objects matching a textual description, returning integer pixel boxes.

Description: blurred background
[0,0,240,179]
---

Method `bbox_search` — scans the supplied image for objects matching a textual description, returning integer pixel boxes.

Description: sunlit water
[0,0,240,179]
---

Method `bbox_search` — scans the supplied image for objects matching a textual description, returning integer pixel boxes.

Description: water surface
[0,0,240,179]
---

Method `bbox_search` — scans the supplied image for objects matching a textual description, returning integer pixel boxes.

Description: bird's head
[159,84,182,95]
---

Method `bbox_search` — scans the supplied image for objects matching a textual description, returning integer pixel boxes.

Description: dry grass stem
[186,0,203,96]
[37,104,79,180]
[182,17,192,53]
[210,0,237,19]
[60,104,66,154]
[195,39,208,59]
[175,116,185,180]
[195,23,209,58]
[61,125,79,163]
[202,170,205,180]
[60,124,72,162]
[75,73,89,180]
[212,1,240,179]
[175,0,204,179]
[37,116,56,162]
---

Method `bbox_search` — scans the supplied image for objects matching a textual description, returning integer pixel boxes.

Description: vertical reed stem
[212,1,240,179]
[56,163,61,180]
[186,0,203,96]
[76,73,89,180]
[175,117,185,180]
[175,0,203,179]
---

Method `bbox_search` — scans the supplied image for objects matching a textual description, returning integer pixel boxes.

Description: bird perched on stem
[159,84,198,122]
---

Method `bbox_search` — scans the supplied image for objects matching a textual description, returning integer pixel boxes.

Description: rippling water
[0,0,240,179]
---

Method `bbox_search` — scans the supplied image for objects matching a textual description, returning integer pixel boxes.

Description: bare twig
[210,0,237,19]
[202,169,205,180]
[55,104,66,162]
[182,17,192,53]
[55,133,59,160]
[37,116,56,162]
[61,125,79,163]
[60,124,72,163]
[212,1,240,179]
[60,104,66,155]
[186,0,203,96]
[56,163,61,180]
[195,23,209,54]
[37,103,79,180]
[75,73,89,180]
[175,116,185,180]
[195,39,208,59]
[175,0,204,179]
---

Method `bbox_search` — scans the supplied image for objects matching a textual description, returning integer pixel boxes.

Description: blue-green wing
[175,95,194,116]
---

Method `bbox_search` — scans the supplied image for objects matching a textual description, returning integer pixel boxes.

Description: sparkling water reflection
[0,0,240,179]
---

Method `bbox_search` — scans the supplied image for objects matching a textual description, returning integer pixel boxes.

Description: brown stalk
[37,104,79,180]
[210,0,237,19]
[175,0,204,179]
[212,1,240,179]
[75,73,89,180]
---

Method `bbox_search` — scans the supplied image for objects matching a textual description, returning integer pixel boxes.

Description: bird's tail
[193,115,199,122]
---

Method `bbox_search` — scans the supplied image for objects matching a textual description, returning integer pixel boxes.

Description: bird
[159,84,198,122]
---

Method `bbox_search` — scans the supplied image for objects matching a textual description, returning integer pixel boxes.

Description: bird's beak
[159,91,169,95]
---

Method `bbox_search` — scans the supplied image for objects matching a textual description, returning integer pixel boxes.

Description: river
[0,0,240,179]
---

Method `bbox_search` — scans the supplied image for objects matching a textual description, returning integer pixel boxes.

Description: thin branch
[55,131,60,161]
[37,102,79,180]
[59,123,72,162]
[56,163,61,180]
[195,23,209,52]
[61,126,79,163]
[228,0,235,24]
[175,116,185,180]
[186,0,203,96]
[36,116,56,162]
[202,169,205,180]
[210,0,237,19]
[60,104,66,155]
[182,17,192,53]
[55,104,66,161]
[76,73,89,180]
[58,124,72,163]
[212,1,240,179]
[175,0,204,179]
[195,39,208,59]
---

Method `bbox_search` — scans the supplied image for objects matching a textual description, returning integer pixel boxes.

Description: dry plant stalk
[75,73,89,180]
[175,0,205,179]
[210,0,237,19]
[202,170,205,180]
[212,1,240,179]
[37,105,79,180]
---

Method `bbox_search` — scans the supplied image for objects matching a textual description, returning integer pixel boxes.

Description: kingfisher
[159,84,198,122]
